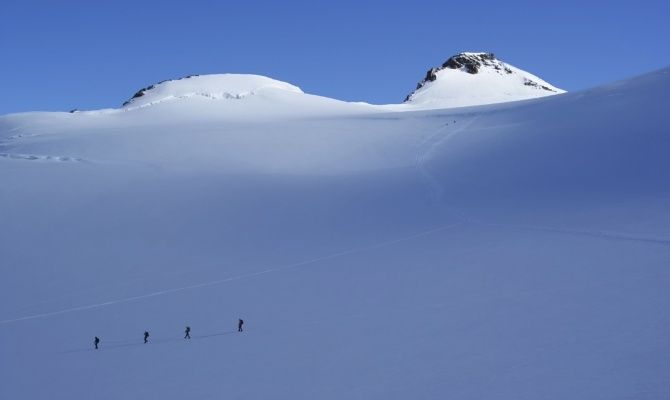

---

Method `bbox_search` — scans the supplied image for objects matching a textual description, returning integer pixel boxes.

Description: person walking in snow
[94,336,100,350]
[238,318,244,332]
[144,331,150,344]
[184,326,191,339]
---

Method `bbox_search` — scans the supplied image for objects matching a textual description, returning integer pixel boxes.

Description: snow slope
[121,74,304,108]
[403,52,565,108]
[1,68,669,400]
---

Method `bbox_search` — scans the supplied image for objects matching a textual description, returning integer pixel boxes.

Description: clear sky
[1,0,669,114]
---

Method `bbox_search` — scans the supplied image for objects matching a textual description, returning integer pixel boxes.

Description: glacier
[0,66,669,400]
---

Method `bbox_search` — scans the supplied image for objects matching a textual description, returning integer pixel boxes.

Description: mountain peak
[404,52,565,108]
[122,74,304,108]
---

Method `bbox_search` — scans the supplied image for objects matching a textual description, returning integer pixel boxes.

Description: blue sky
[1,0,669,114]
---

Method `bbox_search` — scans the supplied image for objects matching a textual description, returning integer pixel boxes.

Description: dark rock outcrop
[523,78,558,92]
[441,52,497,74]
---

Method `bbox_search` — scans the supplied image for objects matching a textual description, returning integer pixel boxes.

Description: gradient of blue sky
[1,0,669,114]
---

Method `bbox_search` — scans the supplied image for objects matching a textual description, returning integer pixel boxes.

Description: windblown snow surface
[1,68,669,400]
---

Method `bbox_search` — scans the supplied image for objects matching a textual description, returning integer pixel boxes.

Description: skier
[238,318,244,332]
[144,331,150,344]
[94,336,100,350]
[184,326,191,339]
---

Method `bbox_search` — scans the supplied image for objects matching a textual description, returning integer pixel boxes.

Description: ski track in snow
[5,133,41,141]
[475,220,670,246]
[414,115,479,201]
[0,153,85,162]
[0,222,463,325]
[1,131,86,162]
[62,331,237,354]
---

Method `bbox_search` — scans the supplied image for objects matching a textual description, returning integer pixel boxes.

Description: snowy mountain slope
[1,68,669,400]
[121,73,304,108]
[402,52,565,108]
